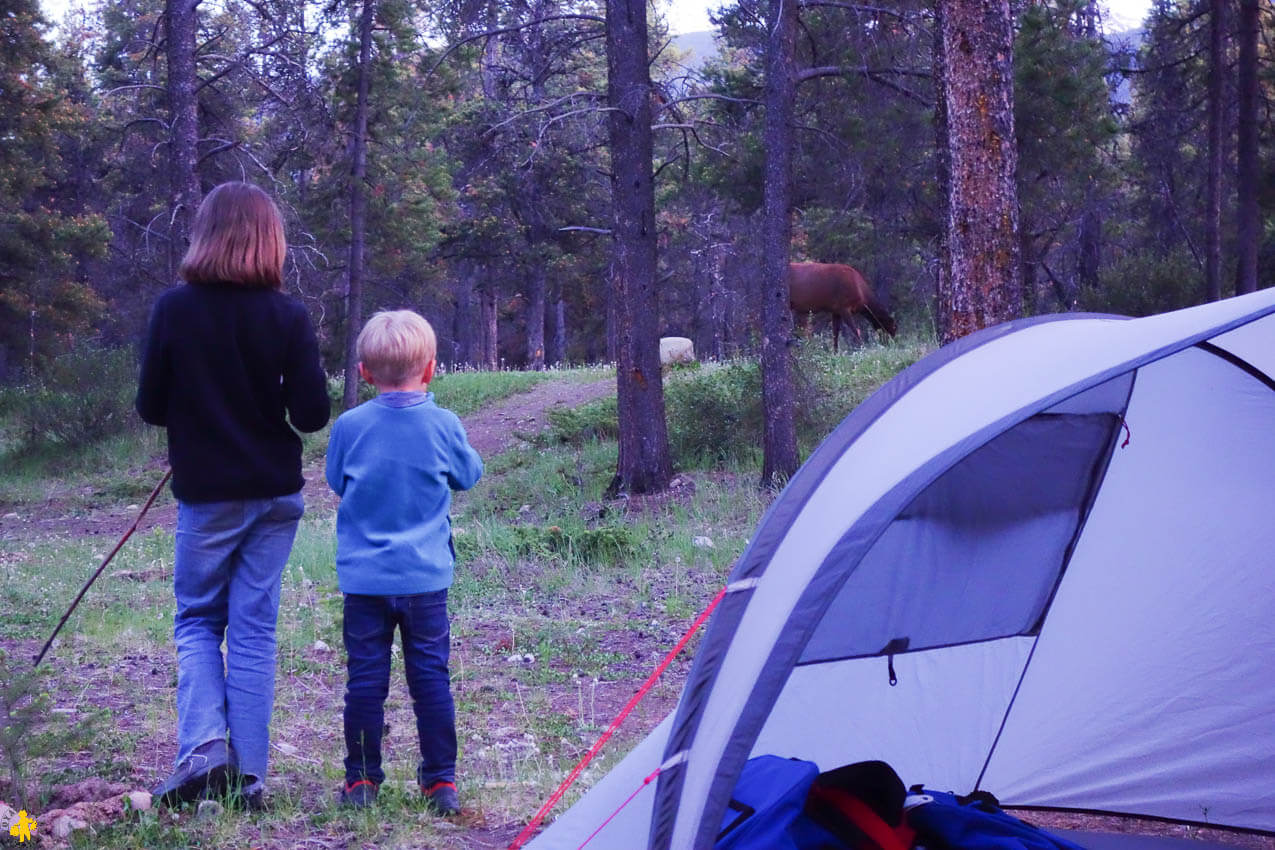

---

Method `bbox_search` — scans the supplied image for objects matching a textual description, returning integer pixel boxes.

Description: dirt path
[459,375,613,458]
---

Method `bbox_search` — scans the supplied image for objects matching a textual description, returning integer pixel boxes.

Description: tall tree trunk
[1020,227,1039,314]
[932,0,951,339]
[759,0,799,488]
[1204,0,1224,302]
[526,264,546,369]
[342,0,375,409]
[480,285,498,370]
[165,0,200,277]
[938,0,1022,342]
[453,262,476,367]
[1078,200,1101,300]
[1234,0,1259,294]
[604,0,671,497]
[549,289,567,365]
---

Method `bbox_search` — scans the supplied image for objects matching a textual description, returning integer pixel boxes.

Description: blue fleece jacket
[325,391,483,595]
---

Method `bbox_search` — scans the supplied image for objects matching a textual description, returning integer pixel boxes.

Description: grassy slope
[0,342,923,848]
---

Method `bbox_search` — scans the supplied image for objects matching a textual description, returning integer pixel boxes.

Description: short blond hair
[357,310,437,387]
[180,182,287,289]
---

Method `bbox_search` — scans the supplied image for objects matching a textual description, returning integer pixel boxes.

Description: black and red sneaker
[338,778,379,809]
[421,780,460,816]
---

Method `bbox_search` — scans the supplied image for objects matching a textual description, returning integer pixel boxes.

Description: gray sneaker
[422,781,460,816]
[338,779,379,809]
[152,739,237,807]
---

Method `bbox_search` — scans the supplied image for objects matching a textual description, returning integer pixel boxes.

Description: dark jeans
[343,590,456,787]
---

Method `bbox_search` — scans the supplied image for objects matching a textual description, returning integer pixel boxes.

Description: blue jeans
[343,590,456,787]
[172,492,304,788]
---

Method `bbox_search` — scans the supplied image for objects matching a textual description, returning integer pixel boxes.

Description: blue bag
[715,756,820,849]
[906,789,1087,850]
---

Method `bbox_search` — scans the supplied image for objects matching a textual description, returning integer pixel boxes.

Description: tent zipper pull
[880,637,909,687]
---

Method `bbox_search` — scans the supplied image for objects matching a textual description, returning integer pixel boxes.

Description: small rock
[693,535,715,549]
[126,790,152,812]
[52,813,89,839]
[523,653,535,664]
[125,504,140,511]
[2,512,18,520]
[0,802,17,829]
[518,504,532,514]
[275,741,299,756]
[196,799,224,819]
[312,639,331,652]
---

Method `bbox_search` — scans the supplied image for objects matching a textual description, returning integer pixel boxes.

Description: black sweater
[135,282,330,503]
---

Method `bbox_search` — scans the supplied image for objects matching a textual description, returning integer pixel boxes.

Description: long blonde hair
[179,182,287,289]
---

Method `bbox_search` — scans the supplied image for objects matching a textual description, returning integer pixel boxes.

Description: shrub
[508,522,640,563]
[545,396,620,444]
[0,650,101,810]
[665,361,764,467]
[1080,248,1201,317]
[11,343,140,448]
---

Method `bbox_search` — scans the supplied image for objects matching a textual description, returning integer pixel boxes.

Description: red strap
[807,785,911,850]
[424,780,456,794]
[507,585,729,850]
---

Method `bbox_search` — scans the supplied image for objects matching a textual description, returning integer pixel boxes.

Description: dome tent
[528,289,1275,850]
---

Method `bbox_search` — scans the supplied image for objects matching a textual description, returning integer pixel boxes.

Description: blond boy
[325,310,482,812]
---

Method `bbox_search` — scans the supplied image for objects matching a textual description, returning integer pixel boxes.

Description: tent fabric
[526,289,1275,850]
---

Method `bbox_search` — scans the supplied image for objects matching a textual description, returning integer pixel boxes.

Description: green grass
[430,365,611,417]
[0,349,923,848]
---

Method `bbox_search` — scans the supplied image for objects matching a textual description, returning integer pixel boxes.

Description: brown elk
[787,262,897,351]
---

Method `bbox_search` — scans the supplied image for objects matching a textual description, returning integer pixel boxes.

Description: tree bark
[1077,200,1101,300]
[1204,0,1224,302]
[480,285,498,370]
[342,0,375,409]
[759,0,800,488]
[932,0,951,339]
[453,261,476,367]
[165,0,201,275]
[526,265,546,369]
[551,290,567,365]
[604,0,671,497]
[938,0,1022,342]
[1234,0,1259,295]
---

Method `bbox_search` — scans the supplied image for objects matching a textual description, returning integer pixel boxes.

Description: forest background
[5,0,1273,386]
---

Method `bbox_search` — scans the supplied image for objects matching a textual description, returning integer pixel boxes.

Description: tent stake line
[508,584,728,850]
[32,468,172,669]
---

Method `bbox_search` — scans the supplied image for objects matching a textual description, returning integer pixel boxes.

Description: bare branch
[558,225,612,235]
[424,13,606,79]
[483,90,607,135]
[103,83,167,97]
[798,0,914,23]
[797,65,931,104]
[197,140,237,164]
[654,93,764,115]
